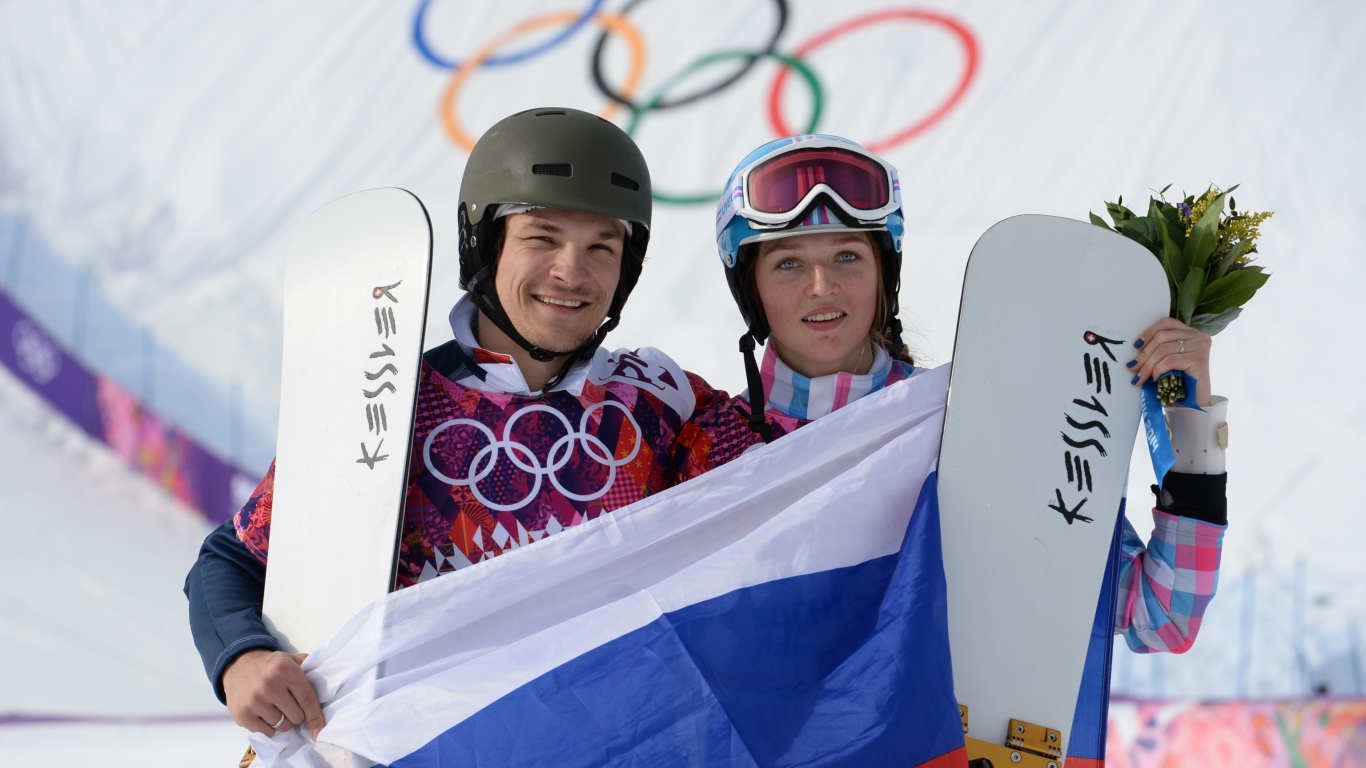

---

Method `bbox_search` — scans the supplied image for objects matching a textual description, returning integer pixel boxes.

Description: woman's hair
[745,233,913,366]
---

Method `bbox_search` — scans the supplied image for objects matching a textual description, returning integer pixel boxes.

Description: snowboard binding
[961,705,1062,768]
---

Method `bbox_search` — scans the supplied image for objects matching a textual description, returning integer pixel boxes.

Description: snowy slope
[0,363,223,717]
[0,719,243,768]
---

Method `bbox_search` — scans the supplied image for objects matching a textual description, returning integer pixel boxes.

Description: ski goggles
[731,138,901,229]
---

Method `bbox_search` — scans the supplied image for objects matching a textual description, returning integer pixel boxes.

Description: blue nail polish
[1131,374,1140,385]
[1134,339,1145,349]
[1126,359,1137,368]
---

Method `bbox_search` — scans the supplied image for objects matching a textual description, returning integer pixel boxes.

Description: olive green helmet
[457,107,652,363]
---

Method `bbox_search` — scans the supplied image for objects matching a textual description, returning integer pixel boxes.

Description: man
[185,108,724,740]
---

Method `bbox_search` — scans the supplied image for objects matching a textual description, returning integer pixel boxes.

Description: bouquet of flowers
[1091,185,1272,404]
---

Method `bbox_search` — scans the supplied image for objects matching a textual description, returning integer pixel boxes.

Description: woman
[675,135,1229,658]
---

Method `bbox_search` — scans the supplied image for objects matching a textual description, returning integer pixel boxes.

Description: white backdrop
[1,0,1363,708]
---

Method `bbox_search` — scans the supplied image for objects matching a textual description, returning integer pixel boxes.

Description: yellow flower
[1180,186,1273,266]
[1185,188,1220,237]
[1216,210,1274,264]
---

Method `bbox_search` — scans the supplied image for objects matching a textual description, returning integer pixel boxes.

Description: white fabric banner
[251,365,951,767]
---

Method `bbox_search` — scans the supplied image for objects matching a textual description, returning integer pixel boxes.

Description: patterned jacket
[235,349,722,588]
[186,296,724,697]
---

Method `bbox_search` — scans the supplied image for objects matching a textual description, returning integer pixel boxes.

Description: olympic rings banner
[413,0,980,205]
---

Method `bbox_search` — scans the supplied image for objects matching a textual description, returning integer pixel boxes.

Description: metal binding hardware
[960,705,1062,768]
[1005,719,1062,760]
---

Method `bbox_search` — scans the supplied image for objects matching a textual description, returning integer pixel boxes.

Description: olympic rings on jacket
[624,50,822,206]
[767,9,979,154]
[413,0,606,70]
[422,401,643,513]
[590,0,787,112]
[440,11,646,152]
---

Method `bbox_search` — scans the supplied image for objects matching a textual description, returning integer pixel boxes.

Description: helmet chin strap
[468,266,560,362]
[738,332,774,444]
[468,265,619,379]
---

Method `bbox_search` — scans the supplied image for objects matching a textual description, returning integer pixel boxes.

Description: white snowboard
[937,215,1167,765]
[261,188,433,655]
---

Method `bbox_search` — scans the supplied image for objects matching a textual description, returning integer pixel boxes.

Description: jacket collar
[445,294,590,396]
[760,344,896,421]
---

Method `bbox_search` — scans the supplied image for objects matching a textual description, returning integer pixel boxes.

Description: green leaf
[1158,184,1172,194]
[1148,196,1173,224]
[1196,269,1271,315]
[1183,191,1225,271]
[1157,202,1185,240]
[1210,239,1249,281]
[1159,217,1188,295]
[1157,209,1187,252]
[1089,211,1112,230]
[1190,307,1243,336]
[1106,201,1134,227]
[1177,267,1206,324]
[1116,216,1162,257]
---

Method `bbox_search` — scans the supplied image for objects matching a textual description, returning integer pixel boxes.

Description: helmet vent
[535,110,567,116]
[610,173,640,191]
[532,163,572,177]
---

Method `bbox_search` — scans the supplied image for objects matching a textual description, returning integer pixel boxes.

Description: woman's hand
[1128,317,1213,407]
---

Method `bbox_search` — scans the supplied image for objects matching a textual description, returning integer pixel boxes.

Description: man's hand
[223,649,324,741]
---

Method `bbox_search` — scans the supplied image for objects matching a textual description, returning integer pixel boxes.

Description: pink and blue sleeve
[1114,509,1226,653]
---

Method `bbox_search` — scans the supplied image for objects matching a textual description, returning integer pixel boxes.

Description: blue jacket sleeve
[183,520,280,703]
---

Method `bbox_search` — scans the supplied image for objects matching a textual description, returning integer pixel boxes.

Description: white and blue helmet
[714,134,905,346]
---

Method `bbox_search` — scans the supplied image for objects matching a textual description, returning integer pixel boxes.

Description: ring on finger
[273,712,288,730]
[1179,339,1185,354]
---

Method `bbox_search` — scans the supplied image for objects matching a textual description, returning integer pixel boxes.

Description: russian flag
[251,365,966,768]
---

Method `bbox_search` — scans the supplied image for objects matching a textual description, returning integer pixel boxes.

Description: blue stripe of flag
[391,474,964,768]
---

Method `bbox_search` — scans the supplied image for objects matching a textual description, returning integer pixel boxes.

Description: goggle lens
[747,148,890,214]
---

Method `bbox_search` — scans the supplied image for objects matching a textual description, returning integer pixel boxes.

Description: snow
[0,0,1362,751]
[0,719,244,768]
[0,362,222,716]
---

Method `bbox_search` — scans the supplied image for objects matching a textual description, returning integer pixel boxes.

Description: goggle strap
[750,192,887,235]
